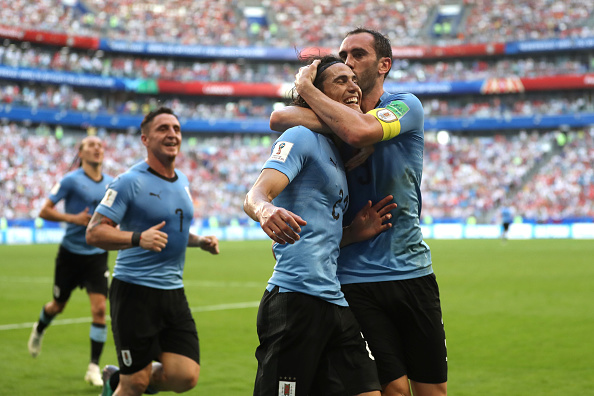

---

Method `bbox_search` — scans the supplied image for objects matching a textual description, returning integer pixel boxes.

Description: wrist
[131,231,142,247]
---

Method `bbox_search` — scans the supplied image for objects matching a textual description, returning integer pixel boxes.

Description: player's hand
[295,59,320,94]
[346,195,397,244]
[345,145,374,171]
[140,221,168,252]
[73,207,92,226]
[259,206,307,245]
[199,235,220,255]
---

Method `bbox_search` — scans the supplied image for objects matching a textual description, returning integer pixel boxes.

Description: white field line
[0,277,263,288]
[0,301,260,331]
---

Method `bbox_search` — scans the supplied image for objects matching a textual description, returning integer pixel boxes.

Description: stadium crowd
[2,81,592,121]
[0,122,275,225]
[2,40,592,83]
[513,130,594,222]
[1,0,593,47]
[1,1,593,226]
[2,123,593,224]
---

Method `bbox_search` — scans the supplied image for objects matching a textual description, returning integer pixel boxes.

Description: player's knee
[91,302,106,318]
[49,301,66,314]
[382,377,411,396]
[170,372,199,393]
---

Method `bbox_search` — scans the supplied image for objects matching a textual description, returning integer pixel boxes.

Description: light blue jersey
[338,92,433,284]
[95,161,194,289]
[501,207,514,223]
[264,127,349,306]
[49,167,113,255]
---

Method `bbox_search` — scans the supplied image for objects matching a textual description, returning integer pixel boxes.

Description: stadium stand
[1,0,593,226]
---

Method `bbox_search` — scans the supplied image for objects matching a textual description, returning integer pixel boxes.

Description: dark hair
[291,55,345,108]
[345,27,392,79]
[140,107,178,134]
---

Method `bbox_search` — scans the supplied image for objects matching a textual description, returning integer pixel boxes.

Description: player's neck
[146,156,176,179]
[81,162,102,181]
[361,81,384,113]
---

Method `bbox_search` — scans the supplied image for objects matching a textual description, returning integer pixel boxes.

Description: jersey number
[332,189,348,220]
[176,208,183,232]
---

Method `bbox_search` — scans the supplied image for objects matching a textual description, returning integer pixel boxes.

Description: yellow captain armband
[367,108,401,141]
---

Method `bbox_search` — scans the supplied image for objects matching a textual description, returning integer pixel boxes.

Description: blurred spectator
[0,0,592,46]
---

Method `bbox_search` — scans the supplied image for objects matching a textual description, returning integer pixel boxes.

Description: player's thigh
[52,245,81,303]
[109,278,163,375]
[400,274,447,384]
[158,288,200,366]
[313,307,381,396]
[342,282,406,385]
[159,352,200,392]
[409,380,447,396]
[254,288,334,396]
[81,251,109,296]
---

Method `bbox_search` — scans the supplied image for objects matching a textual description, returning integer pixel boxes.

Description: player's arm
[38,198,91,226]
[269,105,331,134]
[85,212,168,252]
[188,233,220,254]
[340,195,397,248]
[295,60,396,148]
[244,168,307,245]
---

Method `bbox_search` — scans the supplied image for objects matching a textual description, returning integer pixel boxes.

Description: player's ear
[140,133,148,146]
[378,56,391,77]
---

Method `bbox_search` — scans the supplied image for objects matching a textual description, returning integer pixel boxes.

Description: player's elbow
[269,110,289,132]
[38,208,51,221]
[243,194,254,219]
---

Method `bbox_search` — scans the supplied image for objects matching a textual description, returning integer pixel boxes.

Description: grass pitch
[1,239,593,395]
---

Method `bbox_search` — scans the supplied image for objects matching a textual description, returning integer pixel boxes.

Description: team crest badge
[121,350,133,367]
[278,380,296,396]
[376,109,398,123]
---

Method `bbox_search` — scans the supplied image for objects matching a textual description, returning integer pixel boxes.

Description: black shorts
[53,244,109,303]
[254,287,380,396]
[342,274,447,385]
[109,278,200,375]
[503,222,511,231]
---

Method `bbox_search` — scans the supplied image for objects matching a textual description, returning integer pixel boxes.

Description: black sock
[90,339,105,365]
[90,323,106,364]
[36,307,55,333]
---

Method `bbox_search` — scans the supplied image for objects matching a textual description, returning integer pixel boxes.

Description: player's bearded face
[339,34,380,96]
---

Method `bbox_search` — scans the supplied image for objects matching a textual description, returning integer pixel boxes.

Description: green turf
[1,239,593,395]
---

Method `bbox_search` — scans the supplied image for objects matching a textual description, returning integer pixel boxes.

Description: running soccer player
[86,107,219,396]
[28,136,113,387]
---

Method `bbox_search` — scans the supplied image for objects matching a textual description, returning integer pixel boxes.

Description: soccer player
[500,204,514,240]
[245,55,397,396]
[28,135,114,387]
[86,107,219,396]
[270,29,448,396]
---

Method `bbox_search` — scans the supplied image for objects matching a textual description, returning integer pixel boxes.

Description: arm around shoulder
[269,106,328,133]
